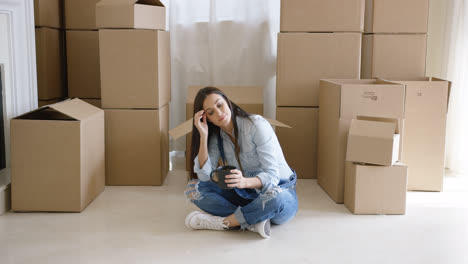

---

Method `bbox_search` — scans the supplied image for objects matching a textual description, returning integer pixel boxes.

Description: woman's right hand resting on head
[194,110,208,139]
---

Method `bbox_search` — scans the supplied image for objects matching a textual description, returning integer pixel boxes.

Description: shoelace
[196,215,228,230]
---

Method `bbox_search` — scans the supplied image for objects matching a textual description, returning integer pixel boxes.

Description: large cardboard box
[318,79,405,203]
[361,34,427,79]
[64,0,100,29]
[276,107,318,179]
[365,0,429,33]
[346,117,400,166]
[105,105,169,186]
[185,86,263,171]
[277,33,361,107]
[34,0,63,29]
[66,30,101,99]
[96,0,165,30]
[36,27,66,100]
[100,29,171,109]
[11,99,105,212]
[386,77,450,191]
[345,162,407,215]
[280,0,365,32]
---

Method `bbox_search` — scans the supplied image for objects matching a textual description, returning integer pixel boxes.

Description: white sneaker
[247,219,271,239]
[185,211,228,231]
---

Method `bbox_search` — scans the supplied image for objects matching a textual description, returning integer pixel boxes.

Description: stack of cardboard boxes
[34,0,67,107]
[344,117,407,214]
[97,0,171,186]
[64,0,102,108]
[275,0,365,179]
[361,0,429,78]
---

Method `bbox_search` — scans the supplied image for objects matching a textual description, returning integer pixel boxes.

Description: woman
[184,87,298,239]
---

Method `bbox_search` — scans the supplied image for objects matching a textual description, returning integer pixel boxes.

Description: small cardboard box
[384,77,451,191]
[96,0,165,30]
[345,162,408,215]
[361,34,427,79]
[66,30,101,99]
[34,0,63,29]
[318,79,405,203]
[365,0,429,33]
[276,107,318,179]
[35,27,66,100]
[277,33,361,107]
[100,29,171,109]
[105,105,169,186]
[185,86,263,170]
[346,117,400,166]
[11,99,105,212]
[280,0,365,32]
[64,0,100,29]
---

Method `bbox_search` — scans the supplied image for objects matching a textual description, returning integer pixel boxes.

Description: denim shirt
[194,115,293,193]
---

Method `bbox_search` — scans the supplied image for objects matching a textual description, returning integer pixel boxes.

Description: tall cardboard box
[34,0,63,29]
[386,77,450,191]
[346,117,400,166]
[318,79,405,203]
[365,0,429,33]
[64,0,100,29]
[66,30,101,99]
[105,105,169,186]
[11,99,105,212]
[361,34,427,79]
[185,86,263,171]
[100,29,171,109]
[36,27,66,100]
[277,33,361,107]
[96,0,166,30]
[280,0,365,32]
[344,162,407,215]
[276,107,318,179]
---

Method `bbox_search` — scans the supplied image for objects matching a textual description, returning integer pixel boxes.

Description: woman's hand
[194,110,208,139]
[225,169,248,189]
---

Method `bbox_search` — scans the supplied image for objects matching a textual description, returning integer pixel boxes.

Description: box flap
[97,0,164,7]
[169,117,291,140]
[187,86,263,104]
[349,119,397,139]
[356,116,400,134]
[48,98,102,121]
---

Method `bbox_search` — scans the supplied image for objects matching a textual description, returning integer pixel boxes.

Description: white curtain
[163,0,281,151]
[427,0,468,176]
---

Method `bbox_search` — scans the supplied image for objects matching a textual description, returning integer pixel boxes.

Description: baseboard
[0,183,11,215]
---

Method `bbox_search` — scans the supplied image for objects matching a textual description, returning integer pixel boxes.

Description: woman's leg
[233,186,298,229]
[185,179,247,217]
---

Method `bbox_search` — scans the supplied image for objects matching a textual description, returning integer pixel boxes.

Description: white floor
[1,154,467,264]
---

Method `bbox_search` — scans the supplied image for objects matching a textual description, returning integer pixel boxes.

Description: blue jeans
[185,171,298,229]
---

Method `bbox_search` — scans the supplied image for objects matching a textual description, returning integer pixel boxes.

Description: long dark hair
[190,87,251,179]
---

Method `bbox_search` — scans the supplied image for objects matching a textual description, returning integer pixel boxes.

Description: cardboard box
[345,162,407,215]
[38,98,66,107]
[365,0,429,33]
[361,34,427,79]
[280,0,365,32]
[34,0,63,28]
[346,117,400,166]
[64,0,100,29]
[66,30,101,99]
[276,107,318,179]
[96,0,165,30]
[385,77,450,191]
[35,27,66,100]
[81,99,102,108]
[11,99,105,212]
[277,33,361,107]
[100,29,171,109]
[185,86,263,170]
[105,105,169,186]
[318,79,405,203]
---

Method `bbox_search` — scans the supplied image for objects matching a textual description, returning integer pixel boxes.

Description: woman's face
[202,93,232,128]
